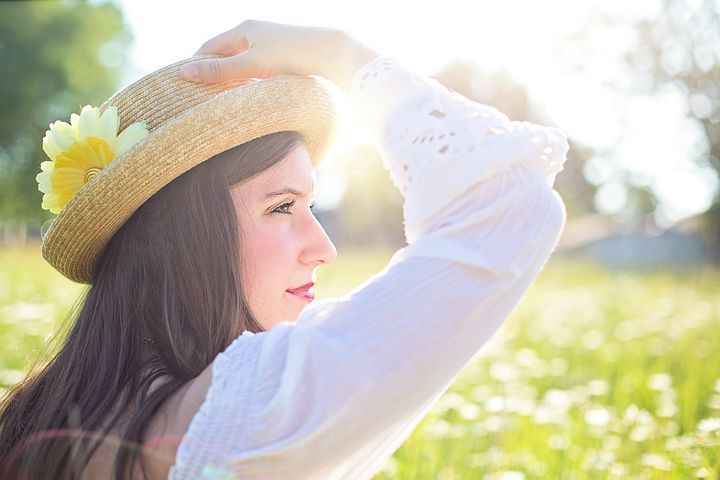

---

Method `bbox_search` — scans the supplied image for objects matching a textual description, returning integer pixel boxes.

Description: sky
[108,0,717,228]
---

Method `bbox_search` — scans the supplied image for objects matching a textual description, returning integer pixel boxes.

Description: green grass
[1,243,719,479]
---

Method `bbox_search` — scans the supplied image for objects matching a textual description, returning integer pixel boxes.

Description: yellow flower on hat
[36,104,149,214]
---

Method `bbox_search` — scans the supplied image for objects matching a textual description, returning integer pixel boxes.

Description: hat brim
[41,73,341,284]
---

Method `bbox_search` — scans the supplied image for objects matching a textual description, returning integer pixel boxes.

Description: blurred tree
[567,0,720,262]
[0,0,132,222]
[629,0,720,262]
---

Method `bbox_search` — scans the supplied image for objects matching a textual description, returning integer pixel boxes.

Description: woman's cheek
[254,224,293,275]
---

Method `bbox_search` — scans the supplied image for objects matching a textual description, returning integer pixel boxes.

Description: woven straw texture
[41,54,342,284]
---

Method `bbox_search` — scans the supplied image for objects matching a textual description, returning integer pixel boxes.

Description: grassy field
[1,243,719,479]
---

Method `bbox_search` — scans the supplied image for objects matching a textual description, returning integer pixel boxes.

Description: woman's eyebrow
[264,185,315,199]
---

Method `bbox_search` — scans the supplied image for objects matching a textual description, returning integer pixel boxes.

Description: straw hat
[38,54,342,284]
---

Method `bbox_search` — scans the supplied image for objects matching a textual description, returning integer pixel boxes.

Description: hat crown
[100,54,255,134]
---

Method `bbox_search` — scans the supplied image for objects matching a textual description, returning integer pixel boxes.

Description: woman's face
[230,144,337,330]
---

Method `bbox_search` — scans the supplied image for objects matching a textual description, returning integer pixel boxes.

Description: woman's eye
[272,200,317,215]
[273,200,295,214]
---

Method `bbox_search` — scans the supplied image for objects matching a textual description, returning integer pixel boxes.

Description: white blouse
[168,55,569,479]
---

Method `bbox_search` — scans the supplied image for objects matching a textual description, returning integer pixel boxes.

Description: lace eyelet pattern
[350,55,568,243]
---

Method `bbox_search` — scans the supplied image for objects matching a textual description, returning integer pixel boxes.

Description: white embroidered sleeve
[169,55,569,480]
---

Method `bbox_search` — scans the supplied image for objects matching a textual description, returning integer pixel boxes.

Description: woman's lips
[286,288,315,302]
[286,282,315,302]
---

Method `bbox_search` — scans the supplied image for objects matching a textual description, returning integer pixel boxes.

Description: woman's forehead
[233,147,316,199]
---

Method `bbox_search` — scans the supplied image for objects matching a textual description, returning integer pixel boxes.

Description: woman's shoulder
[81,367,214,479]
[140,366,214,478]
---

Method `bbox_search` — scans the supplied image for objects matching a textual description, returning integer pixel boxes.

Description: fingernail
[180,64,199,80]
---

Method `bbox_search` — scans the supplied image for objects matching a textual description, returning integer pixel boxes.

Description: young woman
[0,20,569,479]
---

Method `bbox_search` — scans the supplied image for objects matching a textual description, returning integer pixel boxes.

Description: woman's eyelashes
[273,199,317,215]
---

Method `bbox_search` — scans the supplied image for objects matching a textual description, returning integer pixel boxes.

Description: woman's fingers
[180,50,271,83]
[178,19,362,89]
[193,25,251,56]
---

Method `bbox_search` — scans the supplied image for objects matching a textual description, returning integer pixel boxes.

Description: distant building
[556,214,712,269]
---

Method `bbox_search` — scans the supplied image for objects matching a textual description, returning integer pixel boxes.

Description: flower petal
[92,138,115,168]
[55,139,108,171]
[54,121,79,148]
[40,160,54,172]
[116,121,149,156]
[41,192,61,214]
[36,170,53,194]
[42,133,62,161]
[98,106,120,151]
[51,167,87,194]
[70,112,81,134]
[43,120,77,160]
[53,191,74,214]
[77,105,101,139]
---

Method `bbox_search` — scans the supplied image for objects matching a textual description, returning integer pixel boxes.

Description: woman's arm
[324,31,383,94]
[170,47,568,480]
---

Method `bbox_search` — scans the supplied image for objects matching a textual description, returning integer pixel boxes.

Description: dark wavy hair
[0,130,305,479]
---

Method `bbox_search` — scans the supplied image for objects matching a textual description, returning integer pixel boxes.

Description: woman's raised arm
[168,25,569,480]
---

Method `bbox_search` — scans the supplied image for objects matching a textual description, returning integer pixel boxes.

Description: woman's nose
[301,215,337,266]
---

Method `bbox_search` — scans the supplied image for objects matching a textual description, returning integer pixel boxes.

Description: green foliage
[1,245,718,478]
[0,0,132,221]
[373,260,720,479]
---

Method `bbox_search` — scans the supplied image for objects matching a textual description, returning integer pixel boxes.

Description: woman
[0,20,568,479]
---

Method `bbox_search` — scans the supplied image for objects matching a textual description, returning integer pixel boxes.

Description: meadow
[1,244,718,479]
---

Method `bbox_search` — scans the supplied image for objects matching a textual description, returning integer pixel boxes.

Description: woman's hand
[179,19,380,94]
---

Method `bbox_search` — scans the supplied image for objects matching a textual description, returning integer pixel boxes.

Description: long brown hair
[0,130,305,479]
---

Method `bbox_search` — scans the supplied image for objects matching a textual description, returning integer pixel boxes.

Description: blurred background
[0,0,718,478]
[1,0,719,265]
